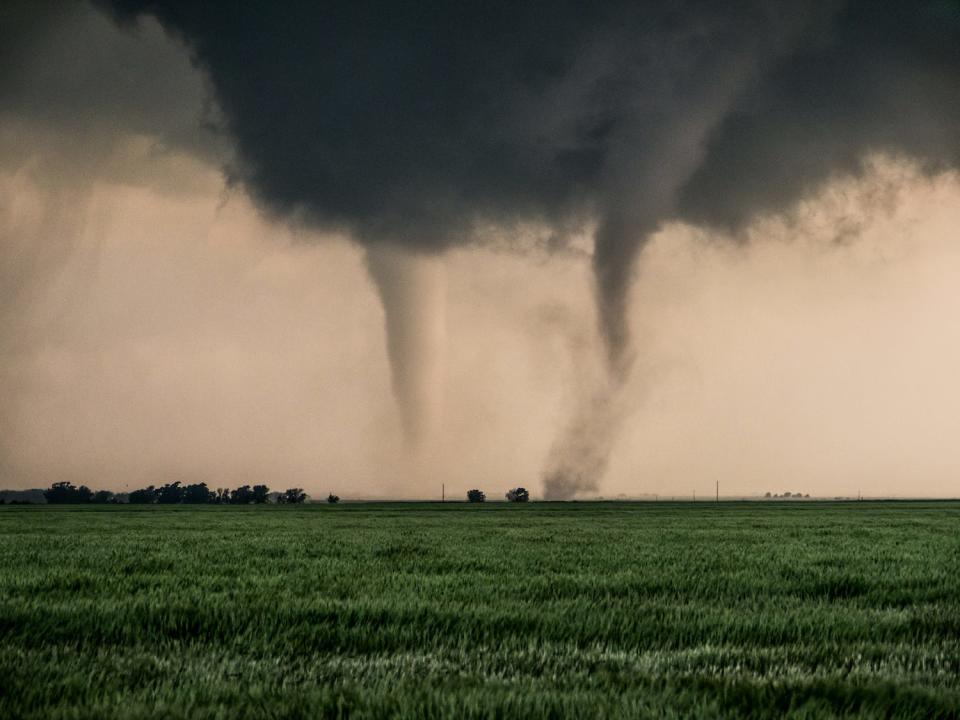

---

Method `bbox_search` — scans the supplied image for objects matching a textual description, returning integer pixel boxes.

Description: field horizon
[6,489,960,504]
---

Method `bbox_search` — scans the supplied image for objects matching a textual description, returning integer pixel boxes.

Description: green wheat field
[1,501,958,719]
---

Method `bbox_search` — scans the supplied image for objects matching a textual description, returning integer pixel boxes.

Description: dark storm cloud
[91,1,960,371]
[98,1,623,245]
[678,2,960,230]
[0,0,221,164]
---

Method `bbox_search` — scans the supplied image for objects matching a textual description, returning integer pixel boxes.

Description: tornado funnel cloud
[591,218,653,383]
[366,244,446,451]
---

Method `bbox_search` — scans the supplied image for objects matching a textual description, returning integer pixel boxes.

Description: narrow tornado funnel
[365,243,447,452]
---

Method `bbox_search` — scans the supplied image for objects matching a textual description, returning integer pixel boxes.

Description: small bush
[467,489,486,503]
[505,487,529,503]
[279,488,308,504]
[327,493,340,504]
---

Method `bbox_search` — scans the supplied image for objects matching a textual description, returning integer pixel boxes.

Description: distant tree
[230,485,253,504]
[280,488,307,504]
[128,485,157,504]
[91,490,115,504]
[783,492,792,498]
[44,482,67,504]
[215,488,230,504]
[182,482,215,504]
[327,493,340,504]
[251,484,271,504]
[505,487,529,503]
[43,482,94,504]
[804,494,810,498]
[764,492,771,498]
[467,489,486,503]
[157,482,184,504]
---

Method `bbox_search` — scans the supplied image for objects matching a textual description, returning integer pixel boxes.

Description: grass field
[0,501,958,719]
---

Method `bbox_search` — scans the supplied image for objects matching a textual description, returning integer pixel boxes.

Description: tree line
[42,481,309,505]
[36,482,532,505]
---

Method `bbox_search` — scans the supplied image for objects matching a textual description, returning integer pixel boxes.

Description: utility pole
[442,484,445,503]
[716,480,719,503]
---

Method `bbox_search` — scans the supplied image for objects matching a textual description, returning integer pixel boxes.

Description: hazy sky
[2,2,960,498]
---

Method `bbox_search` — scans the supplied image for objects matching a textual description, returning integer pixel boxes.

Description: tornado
[365,244,446,451]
